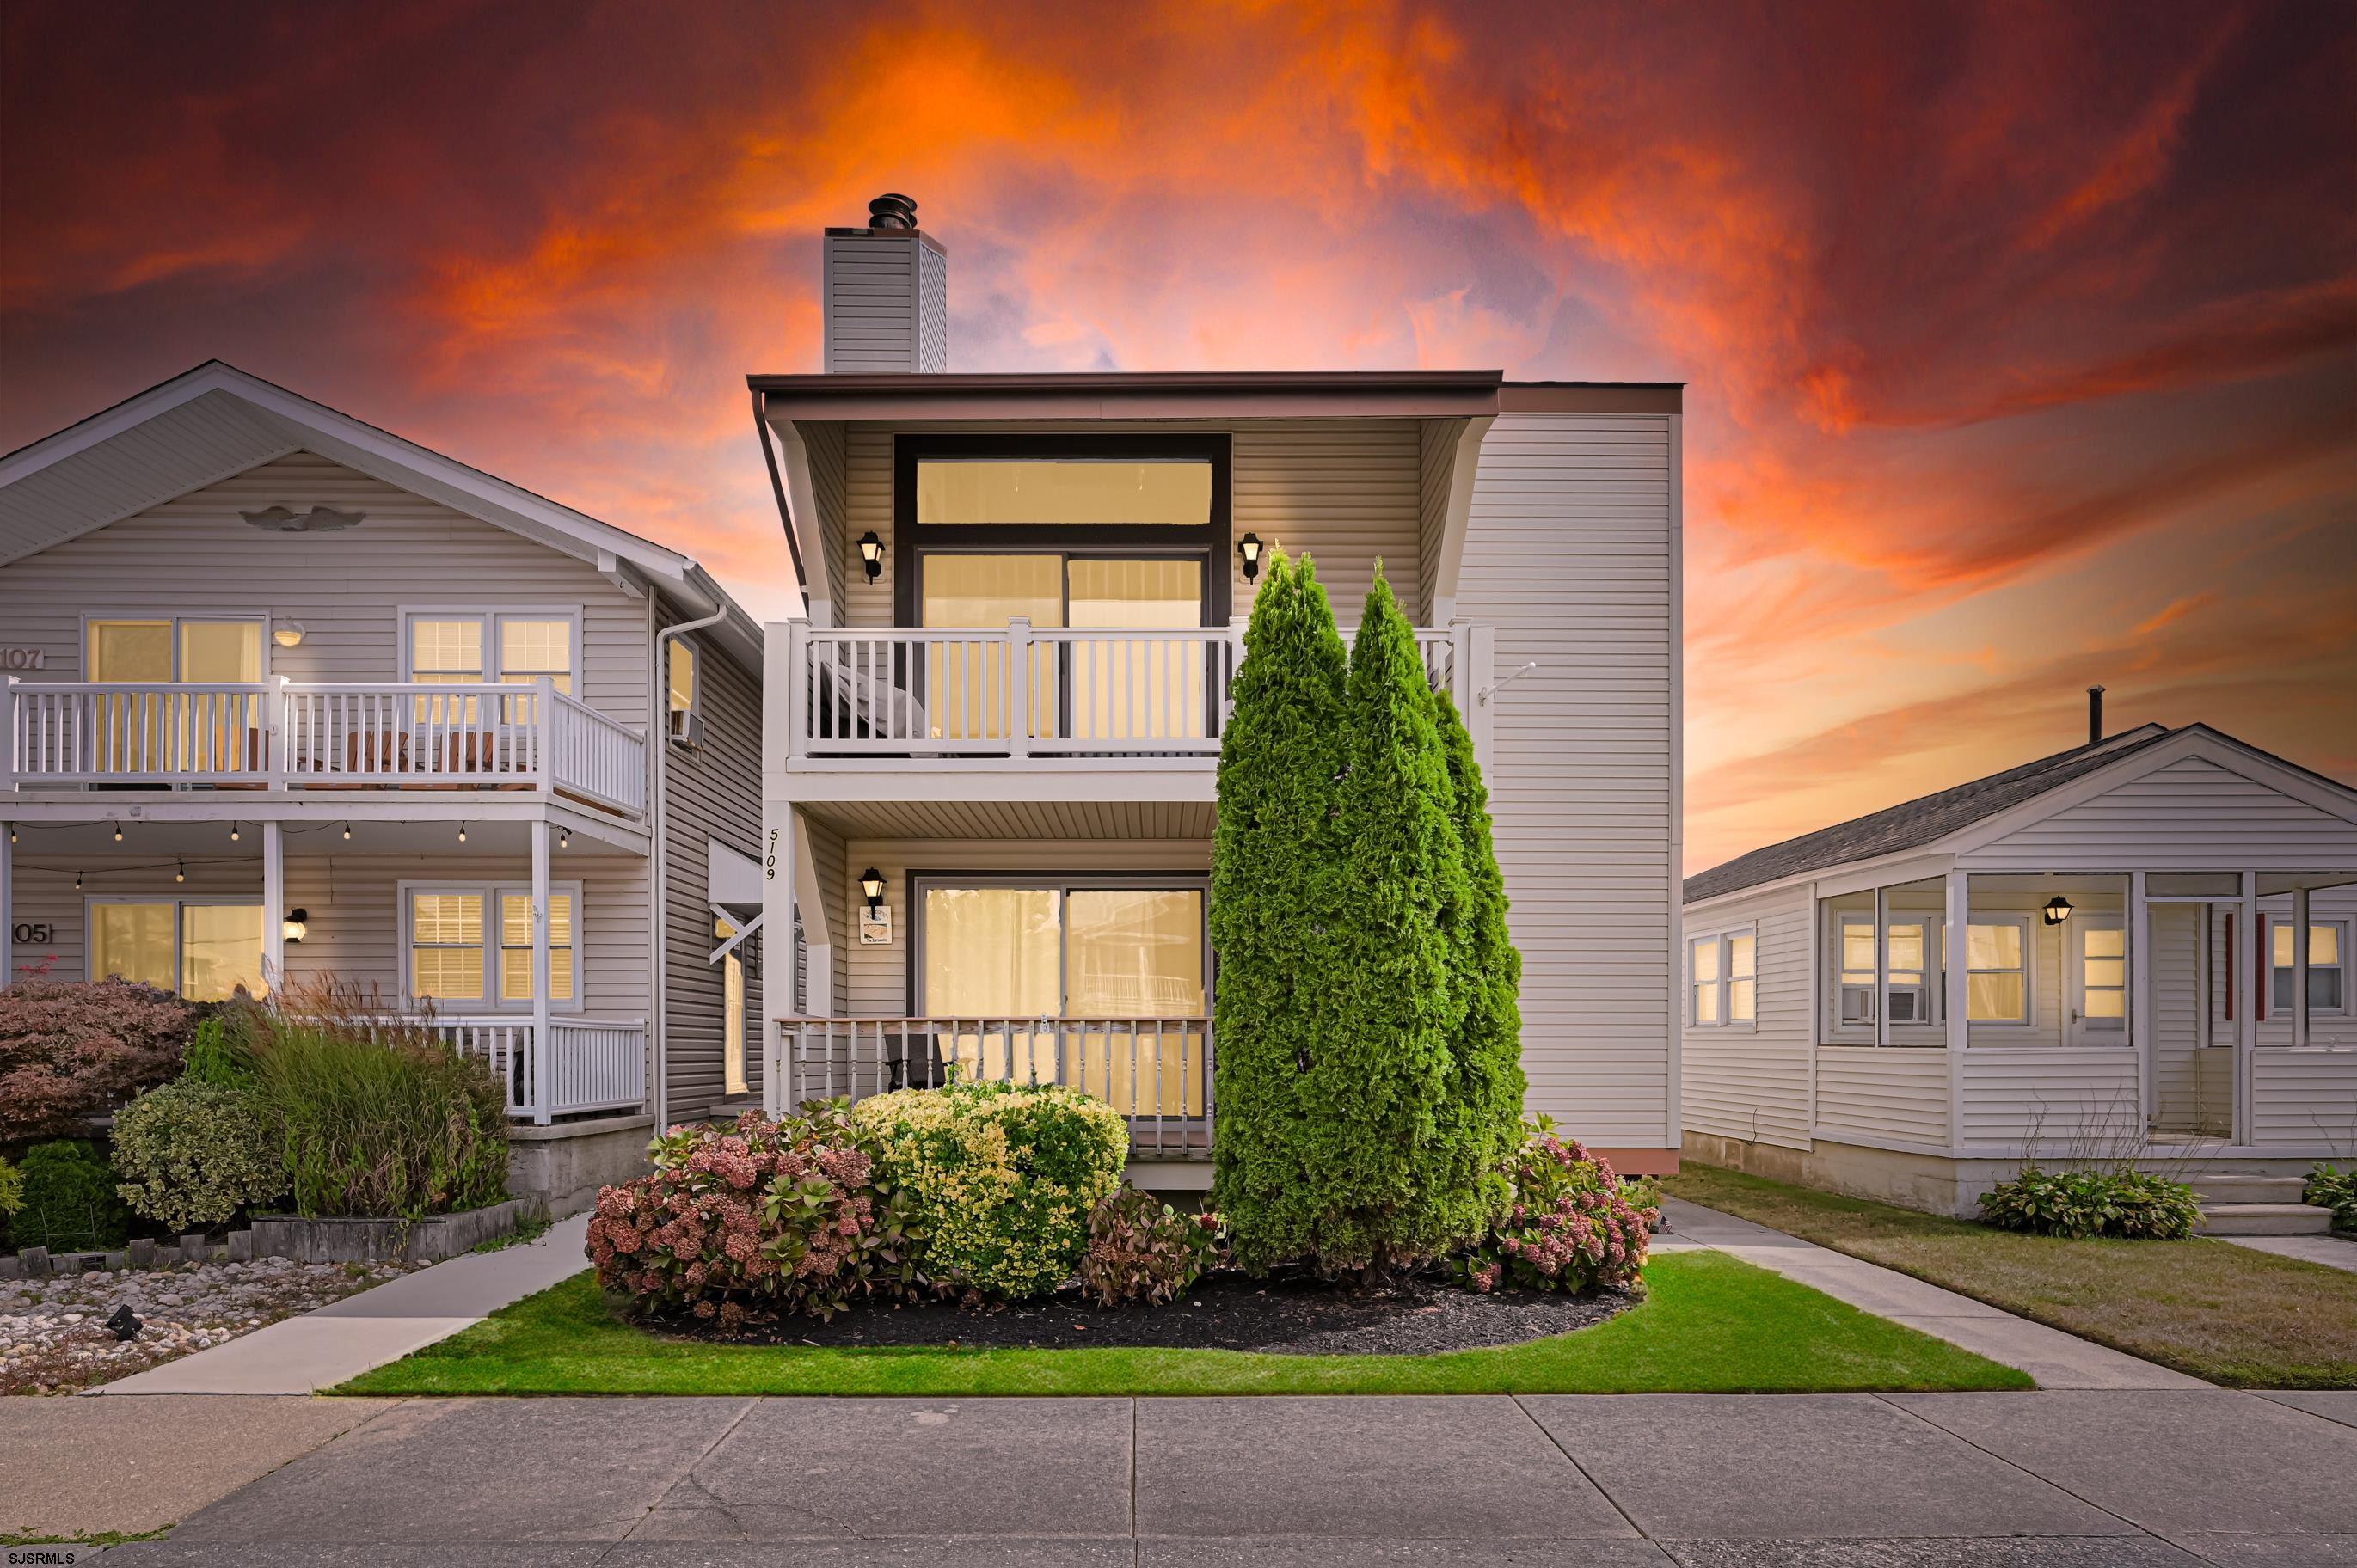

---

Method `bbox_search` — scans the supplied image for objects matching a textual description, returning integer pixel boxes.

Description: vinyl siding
[1958,1049,2139,1151]
[1455,413,1676,1147]
[660,604,765,1119]
[2250,1048,2357,1148]
[916,241,949,373]
[802,810,850,1014]
[1680,884,1811,1150]
[1814,1046,1951,1150]
[833,420,1425,632]
[1,452,651,728]
[1961,754,2357,868]
[823,236,924,374]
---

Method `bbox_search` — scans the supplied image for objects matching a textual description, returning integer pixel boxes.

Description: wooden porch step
[2188,1174,2311,1206]
[2195,1203,2336,1237]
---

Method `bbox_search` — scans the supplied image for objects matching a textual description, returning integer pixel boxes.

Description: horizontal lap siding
[2250,1050,2357,1148]
[1962,755,2357,867]
[1681,885,1811,1150]
[802,812,850,1012]
[1959,1049,2139,1150]
[822,239,921,373]
[1458,413,1674,1147]
[662,610,765,1119]
[1,452,650,727]
[1814,1047,1950,1149]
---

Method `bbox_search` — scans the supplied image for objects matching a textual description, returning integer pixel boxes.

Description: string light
[9,826,15,844]
[75,869,83,891]
[559,829,569,849]
[175,860,187,885]
[341,822,353,841]
[229,822,241,842]
[457,821,468,843]
[112,821,124,842]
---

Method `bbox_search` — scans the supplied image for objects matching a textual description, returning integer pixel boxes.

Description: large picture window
[402,883,581,1012]
[89,899,265,1001]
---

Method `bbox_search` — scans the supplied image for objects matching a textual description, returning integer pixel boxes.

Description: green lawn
[1666,1164,2357,1389]
[337,1248,2025,1397]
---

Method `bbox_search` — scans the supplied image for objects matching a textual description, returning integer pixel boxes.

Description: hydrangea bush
[1977,1166,2200,1240]
[587,1104,925,1325]
[0,979,199,1143]
[1458,1120,1653,1294]
[1078,1185,1223,1308]
[855,1081,1129,1299]
[110,1077,285,1232]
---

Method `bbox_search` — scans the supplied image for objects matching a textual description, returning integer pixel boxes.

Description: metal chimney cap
[867,193,918,230]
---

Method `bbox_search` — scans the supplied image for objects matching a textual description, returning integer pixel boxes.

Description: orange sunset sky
[3,1,2352,875]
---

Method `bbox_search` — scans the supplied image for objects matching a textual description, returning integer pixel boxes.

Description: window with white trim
[402,610,577,725]
[668,639,698,717]
[88,899,266,1001]
[716,913,746,1096]
[2272,918,2348,1015]
[1966,917,2032,1024]
[1689,928,1756,1028]
[403,883,581,1011]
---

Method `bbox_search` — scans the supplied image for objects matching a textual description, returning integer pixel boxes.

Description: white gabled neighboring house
[752,196,1686,1186]
[0,364,768,1211]
[1680,703,2357,1222]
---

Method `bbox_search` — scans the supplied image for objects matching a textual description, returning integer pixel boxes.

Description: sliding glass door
[919,880,1207,1116]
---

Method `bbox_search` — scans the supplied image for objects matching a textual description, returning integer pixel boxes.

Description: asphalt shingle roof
[1683,725,2179,905]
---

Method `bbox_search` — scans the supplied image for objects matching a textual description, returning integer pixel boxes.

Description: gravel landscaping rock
[663,1266,1641,1356]
[0,1254,420,1396]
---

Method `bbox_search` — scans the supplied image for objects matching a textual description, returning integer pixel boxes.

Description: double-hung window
[89,899,265,1001]
[404,884,580,1011]
[402,610,576,726]
[1689,929,1756,1028]
[2272,919,2348,1014]
[1966,919,2032,1024]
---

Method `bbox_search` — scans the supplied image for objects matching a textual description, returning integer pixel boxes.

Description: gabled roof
[1683,725,2180,904]
[0,361,761,662]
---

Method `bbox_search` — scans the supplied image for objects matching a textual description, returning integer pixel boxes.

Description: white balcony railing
[416,1015,649,1124]
[775,1015,1212,1158]
[785,621,1473,764]
[7,678,646,816]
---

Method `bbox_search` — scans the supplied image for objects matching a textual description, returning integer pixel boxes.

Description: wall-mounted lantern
[1237,532,1264,583]
[860,867,887,915]
[857,531,884,582]
[2042,896,2074,926]
[283,909,309,944]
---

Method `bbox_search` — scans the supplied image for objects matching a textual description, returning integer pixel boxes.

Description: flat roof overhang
[751,370,1683,424]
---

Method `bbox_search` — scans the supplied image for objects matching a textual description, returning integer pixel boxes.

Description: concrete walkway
[93,1213,591,1394]
[2219,1229,2357,1274]
[73,1388,2357,1564]
[1658,1197,2209,1389]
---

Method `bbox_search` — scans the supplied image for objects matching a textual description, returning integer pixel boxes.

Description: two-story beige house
[753,196,1685,1185]
[0,364,766,1210]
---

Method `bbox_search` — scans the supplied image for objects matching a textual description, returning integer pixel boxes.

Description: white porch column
[2132,871,2152,1126]
[1,821,12,989]
[2237,870,2257,1147]
[261,820,285,994]
[1943,870,1968,1148]
[761,795,798,1118]
[792,811,832,1014]
[1874,884,1891,1050]
[2293,884,2312,1050]
[531,818,552,1125]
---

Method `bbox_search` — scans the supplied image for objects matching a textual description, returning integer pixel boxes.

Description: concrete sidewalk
[1658,1196,2209,1389]
[93,1213,592,1395]
[79,1388,2357,1564]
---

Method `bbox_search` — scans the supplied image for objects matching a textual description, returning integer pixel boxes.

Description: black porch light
[856,531,884,582]
[1237,532,1264,583]
[2042,895,2074,926]
[860,867,887,915]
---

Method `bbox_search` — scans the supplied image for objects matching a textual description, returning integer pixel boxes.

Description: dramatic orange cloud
[3,0,2351,875]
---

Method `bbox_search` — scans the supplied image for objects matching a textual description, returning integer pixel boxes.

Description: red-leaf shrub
[586,1104,926,1325]
[1078,1185,1224,1307]
[0,980,199,1144]
[1458,1120,1652,1294]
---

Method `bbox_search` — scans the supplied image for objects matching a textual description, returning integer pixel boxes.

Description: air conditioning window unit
[667,708,705,750]
[1839,984,1875,1024]
[1886,986,1929,1024]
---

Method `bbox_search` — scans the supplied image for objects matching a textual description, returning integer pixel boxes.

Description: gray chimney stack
[822,193,947,372]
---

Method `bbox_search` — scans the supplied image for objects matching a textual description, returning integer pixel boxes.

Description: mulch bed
[656,1267,1640,1357]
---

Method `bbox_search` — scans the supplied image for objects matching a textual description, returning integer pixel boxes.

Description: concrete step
[2195,1203,2336,1237]
[2188,1174,2311,1206]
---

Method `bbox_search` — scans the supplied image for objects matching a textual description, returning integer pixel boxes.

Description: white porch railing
[774,1016,1212,1159]
[6,678,646,816]
[786,622,1474,763]
[417,1015,649,1123]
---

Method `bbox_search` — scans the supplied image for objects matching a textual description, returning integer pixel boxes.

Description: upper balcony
[774,619,1491,802]
[6,677,647,819]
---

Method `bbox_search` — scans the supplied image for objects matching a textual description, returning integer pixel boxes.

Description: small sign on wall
[859,906,893,946]
[2,648,46,671]
[12,922,54,945]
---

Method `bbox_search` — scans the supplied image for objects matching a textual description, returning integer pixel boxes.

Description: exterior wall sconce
[1238,533,1263,583]
[2042,896,2073,926]
[857,531,884,582]
[283,909,309,943]
[272,618,305,649]
[860,867,886,915]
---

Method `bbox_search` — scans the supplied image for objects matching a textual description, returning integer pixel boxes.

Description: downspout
[651,591,732,1132]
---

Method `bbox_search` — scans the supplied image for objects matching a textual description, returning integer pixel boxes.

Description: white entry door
[2070,917,2127,1044]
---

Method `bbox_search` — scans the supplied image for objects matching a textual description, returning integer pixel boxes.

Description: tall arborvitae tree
[1209,550,1350,1271]
[1295,566,1476,1277]
[1428,686,1527,1231]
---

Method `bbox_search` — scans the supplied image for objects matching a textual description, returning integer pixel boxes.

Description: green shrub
[0,1155,23,1218]
[587,1106,924,1324]
[181,1012,261,1089]
[0,979,199,1143]
[110,1079,284,1233]
[1978,1167,2200,1240]
[1078,1186,1223,1307]
[854,1081,1128,1299]
[2307,1164,2357,1232]
[1209,550,1351,1272]
[9,1138,129,1251]
[245,1012,509,1220]
[1458,1121,1652,1294]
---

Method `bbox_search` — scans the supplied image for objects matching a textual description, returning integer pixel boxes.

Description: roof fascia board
[1685,849,1955,913]
[752,374,1506,425]
[0,361,246,484]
